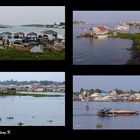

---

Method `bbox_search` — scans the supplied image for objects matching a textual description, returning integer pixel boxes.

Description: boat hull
[97,109,139,117]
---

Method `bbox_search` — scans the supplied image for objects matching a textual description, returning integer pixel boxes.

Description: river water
[73,101,140,129]
[0,95,65,126]
[73,23,134,65]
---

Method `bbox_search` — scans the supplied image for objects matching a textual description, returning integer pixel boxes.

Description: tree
[114,88,124,94]
[80,88,84,93]
[94,88,102,93]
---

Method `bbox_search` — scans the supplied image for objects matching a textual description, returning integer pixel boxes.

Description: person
[2,39,5,46]
[7,40,10,45]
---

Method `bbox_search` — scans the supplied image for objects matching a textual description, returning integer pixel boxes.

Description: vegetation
[0,79,65,86]
[0,92,64,97]
[96,123,102,128]
[112,33,140,64]
[6,117,14,120]
[73,20,85,24]
[0,49,65,60]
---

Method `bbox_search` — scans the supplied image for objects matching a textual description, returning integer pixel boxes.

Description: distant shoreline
[73,100,140,102]
[0,92,64,97]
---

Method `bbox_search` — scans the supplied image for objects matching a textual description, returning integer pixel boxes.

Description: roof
[96,26,108,31]
[0,32,12,35]
[41,30,57,35]
[14,32,25,35]
[27,32,37,36]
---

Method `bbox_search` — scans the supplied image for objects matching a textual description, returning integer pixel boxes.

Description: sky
[0,72,65,82]
[0,6,65,25]
[73,11,140,23]
[73,76,140,92]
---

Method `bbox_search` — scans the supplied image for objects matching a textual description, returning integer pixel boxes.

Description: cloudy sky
[73,76,140,92]
[73,11,140,23]
[0,72,65,82]
[0,6,65,25]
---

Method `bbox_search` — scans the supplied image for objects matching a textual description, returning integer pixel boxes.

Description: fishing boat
[97,108,139,117]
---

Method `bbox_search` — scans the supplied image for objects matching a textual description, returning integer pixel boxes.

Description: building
[116,23,129,32]
[92,26,110,34]
[27,32,38,41]
[134,93,140,100]
[110,90,117,96]
[60,22,65,26]
[14,32,25,39]
[92,26,110,39]
[100,92,109,97]
[34,88,44,92]
[41,30,58,41]
[0,32,12,40]
[56,85,65,92]
[90,92,100,97]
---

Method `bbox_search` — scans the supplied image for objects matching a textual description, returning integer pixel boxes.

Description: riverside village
[0,22,65,60]
[74,20,140,64]
[75,21,137,39]
[0,79,65,96]
[73,88,140,102]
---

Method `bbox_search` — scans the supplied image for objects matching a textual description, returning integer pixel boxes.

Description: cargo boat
[97,108,139,116]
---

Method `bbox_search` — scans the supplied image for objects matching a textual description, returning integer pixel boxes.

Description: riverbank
[73,100,140,102]
[111,33,140,64]
[0,92,64,97]
[0,49,65,60]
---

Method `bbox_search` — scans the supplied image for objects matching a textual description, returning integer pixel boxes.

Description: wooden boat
[97,108,139,116]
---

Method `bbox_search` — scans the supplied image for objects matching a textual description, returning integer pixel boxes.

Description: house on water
[14,32,25,39]
[27,32,38,41]
[0,32,12,41]
[92,26,110,39]
[41,30,58,41]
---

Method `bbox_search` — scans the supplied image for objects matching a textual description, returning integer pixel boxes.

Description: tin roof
[96,26,108,30]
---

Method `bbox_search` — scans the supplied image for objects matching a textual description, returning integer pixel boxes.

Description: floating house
[27,32,38,41]
[92,26,110,39]
[0,32,12,40]
[14,32,25,39]
[41,30,58,40]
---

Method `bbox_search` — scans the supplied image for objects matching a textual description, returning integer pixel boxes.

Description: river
[73,101,140,129]
[0,95,65,126]
[73,23,134,65]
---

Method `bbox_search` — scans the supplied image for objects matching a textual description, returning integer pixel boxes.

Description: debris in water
[96,123,102,128]
[17,122,24,126]
[47,120,53,123]
[6,117,14,120]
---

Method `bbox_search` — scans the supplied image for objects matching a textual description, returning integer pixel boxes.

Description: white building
[116,22,129,32]
[92,26,110,39]
[110,90,117,96]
